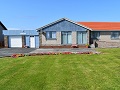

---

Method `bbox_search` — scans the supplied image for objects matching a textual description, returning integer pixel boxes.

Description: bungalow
[78,22,120,48]
[3,18,120,48]
[37,18,91,48]
[37,18,120,48]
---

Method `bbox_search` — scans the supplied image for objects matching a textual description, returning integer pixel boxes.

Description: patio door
[61,31,72,44]
[77,31,87,44]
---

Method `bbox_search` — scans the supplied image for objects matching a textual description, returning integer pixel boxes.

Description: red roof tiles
[77,22,120,31]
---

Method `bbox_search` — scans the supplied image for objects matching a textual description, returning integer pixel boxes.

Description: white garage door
[9,36,22,48]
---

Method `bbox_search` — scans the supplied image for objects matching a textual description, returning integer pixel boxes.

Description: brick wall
[95,41,120,48]
[4,36,8,48]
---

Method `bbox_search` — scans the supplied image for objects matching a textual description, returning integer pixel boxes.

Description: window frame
[91,31,100,39]
[111,31,119,40]
[46,31,56,40]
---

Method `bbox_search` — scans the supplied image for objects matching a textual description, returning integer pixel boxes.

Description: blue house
[37,18,91,48]
[3,30,39,48]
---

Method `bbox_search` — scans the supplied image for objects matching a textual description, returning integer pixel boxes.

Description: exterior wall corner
[4,36,8,48]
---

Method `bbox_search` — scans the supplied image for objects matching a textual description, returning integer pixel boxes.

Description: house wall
[0,25,5,42]
[25,35,39,48]
[42,32,61,46]
[42,20,87,32]
[94,31,120,48]
[42,31,78,46]
[41,31,87,46]
[40,19,89,48]
[72,31,77,44]
[99,31,120,42]
[3,30,39,36]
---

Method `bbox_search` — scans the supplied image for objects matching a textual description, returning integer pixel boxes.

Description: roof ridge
[37,18,92,30]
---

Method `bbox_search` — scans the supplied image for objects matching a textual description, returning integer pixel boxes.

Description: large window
[46,31,56,39]
[111,32,119,39]
[61,31,72,44]
[91,32,100,39]
[77,31,87,44]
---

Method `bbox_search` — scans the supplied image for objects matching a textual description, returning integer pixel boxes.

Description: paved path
[0,48,36,57]
[0,48,96,57]
[30,48,96,53]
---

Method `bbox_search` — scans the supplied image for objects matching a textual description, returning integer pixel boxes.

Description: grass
[0,48,120,90]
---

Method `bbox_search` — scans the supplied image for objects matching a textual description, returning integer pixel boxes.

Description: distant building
[0,21,7,47]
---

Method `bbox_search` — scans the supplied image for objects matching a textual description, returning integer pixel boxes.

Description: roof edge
[0,21,7,30]
[92,30,120,31]
[36,18,92,31]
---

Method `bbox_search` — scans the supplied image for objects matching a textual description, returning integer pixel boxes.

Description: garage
[9,36,22,48]
[3,30,40,48]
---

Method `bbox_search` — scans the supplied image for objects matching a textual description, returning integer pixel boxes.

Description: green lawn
[0,48,120,90]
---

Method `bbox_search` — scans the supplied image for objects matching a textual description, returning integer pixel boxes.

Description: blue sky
[0,0,120,30]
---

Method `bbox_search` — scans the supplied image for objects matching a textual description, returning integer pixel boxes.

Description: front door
[30,36,35,48]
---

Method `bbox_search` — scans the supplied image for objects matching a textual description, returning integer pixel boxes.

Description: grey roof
[0,21,7,30]
[36,18,92,31]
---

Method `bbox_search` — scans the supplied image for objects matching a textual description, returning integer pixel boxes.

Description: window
[91,32,100,39]
[77,31,87,44]
[111,32,119,39]
[46,31,56,39]
[61,31,72,44]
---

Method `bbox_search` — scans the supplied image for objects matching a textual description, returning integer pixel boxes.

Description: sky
[0,0,120,30]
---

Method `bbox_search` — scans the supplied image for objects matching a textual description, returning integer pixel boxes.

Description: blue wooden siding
[3,30,39,36]
[35,36,39,48]
[25,35,39,48]
[25,36,30,46]
[42,20,87,31]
